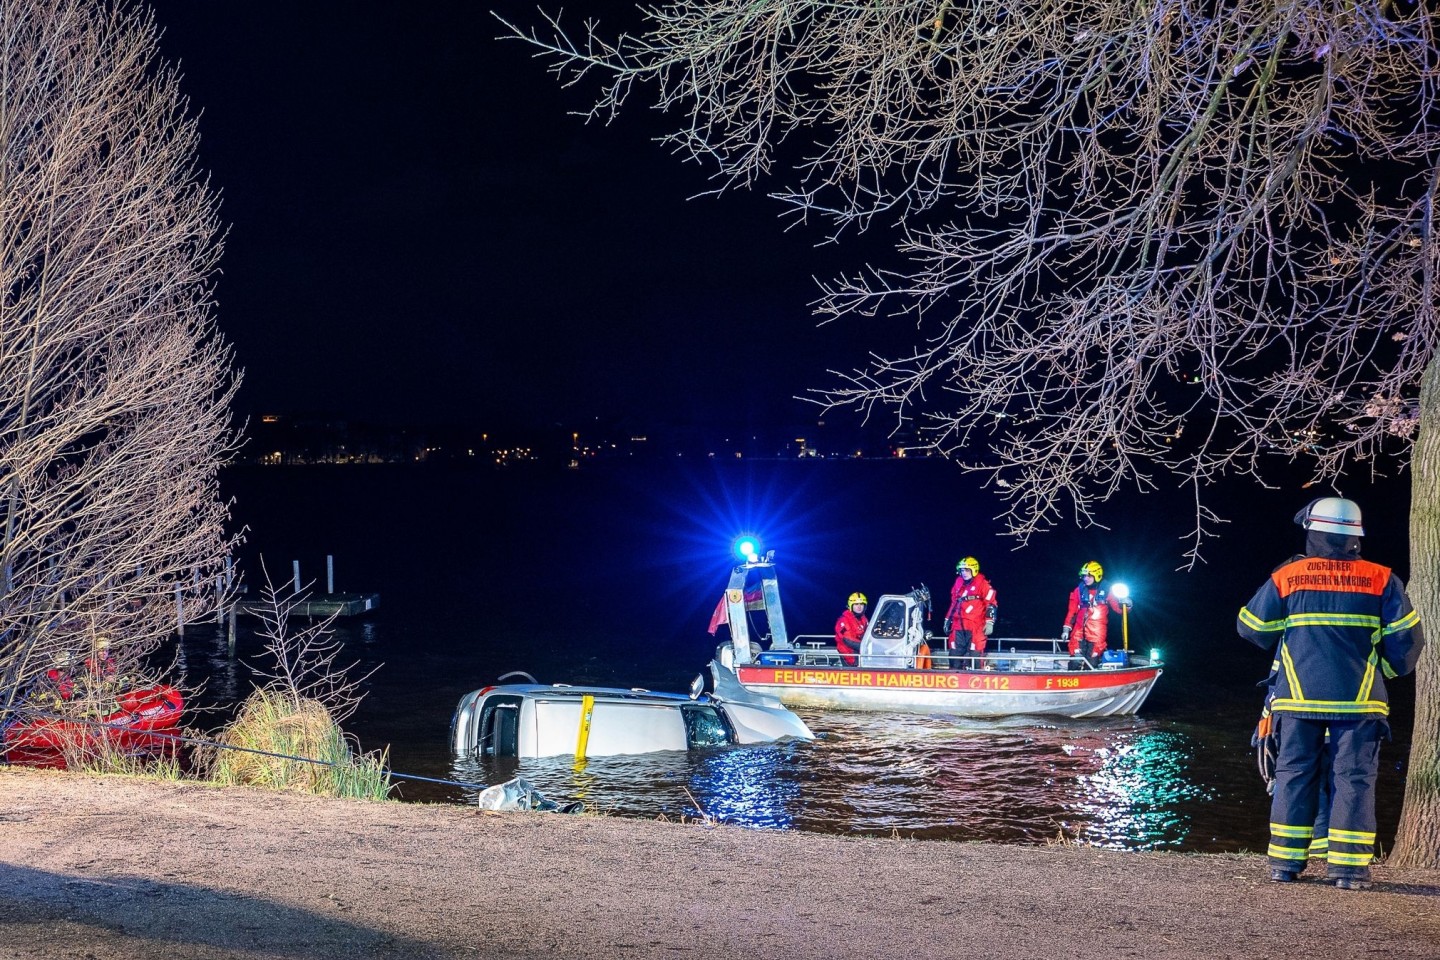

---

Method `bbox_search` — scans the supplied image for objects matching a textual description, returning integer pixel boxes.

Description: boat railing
[784,635,1131,671]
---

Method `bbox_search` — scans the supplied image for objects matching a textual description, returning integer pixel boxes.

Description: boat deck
[778,635,1144,674]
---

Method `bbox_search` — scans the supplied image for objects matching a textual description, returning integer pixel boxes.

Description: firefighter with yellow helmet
[1061,560,1129,664]
[943,557,997,665]
[834,591,869,667]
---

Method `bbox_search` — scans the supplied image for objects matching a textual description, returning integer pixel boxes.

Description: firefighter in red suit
[944,557,997,664]
[1062,561,1128,664]
[834,592,868,667]
[86,637,117,679]
[44,651,76,702]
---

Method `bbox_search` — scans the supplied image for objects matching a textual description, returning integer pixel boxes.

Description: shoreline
[1,767,1437,959]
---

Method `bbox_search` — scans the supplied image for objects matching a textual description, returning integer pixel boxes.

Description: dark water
[173,460,1417,853]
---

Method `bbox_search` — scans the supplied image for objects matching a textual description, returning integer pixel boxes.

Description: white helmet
[1295,497,1364,536]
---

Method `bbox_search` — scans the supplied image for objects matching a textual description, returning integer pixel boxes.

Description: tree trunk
[1392,356,1440,868]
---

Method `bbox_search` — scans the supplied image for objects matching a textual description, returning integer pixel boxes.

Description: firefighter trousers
[1268,716,1384,879]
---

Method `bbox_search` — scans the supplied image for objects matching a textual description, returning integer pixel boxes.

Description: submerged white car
[451,674,814,760]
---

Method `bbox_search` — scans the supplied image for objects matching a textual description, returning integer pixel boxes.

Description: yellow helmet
[847,592,867,606]
[1079,561,1103,581]
[956,557,980,575]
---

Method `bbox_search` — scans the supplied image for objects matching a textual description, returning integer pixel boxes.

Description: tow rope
[1,706,488,793]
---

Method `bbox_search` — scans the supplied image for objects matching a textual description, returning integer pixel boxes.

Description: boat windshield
[870,599,906,639]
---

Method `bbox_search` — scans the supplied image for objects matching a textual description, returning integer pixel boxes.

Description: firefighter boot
[1329,868,1373,891]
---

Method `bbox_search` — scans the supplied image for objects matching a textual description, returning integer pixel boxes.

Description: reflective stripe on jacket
[1237,556,1424,720]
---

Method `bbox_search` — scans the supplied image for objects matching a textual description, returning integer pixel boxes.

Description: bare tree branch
[245,563,377,724]
[501,0,1439,556]
[0,0,240,717]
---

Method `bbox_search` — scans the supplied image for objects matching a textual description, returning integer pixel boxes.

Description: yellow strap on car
[575,694,595,763]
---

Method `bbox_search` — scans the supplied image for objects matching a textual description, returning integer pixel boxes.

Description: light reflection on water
[174,462,1419,855]
[449,710,1214,851]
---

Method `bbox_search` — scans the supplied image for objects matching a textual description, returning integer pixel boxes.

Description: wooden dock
[234,591,380,619]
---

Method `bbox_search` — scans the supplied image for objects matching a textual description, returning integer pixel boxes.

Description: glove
[942,619,953,634]
[983,620,994,637]
[1061,625,1072,641]
[1121,598,1133,608]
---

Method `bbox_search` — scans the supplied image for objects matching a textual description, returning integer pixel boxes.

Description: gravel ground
[1,767,1437,960]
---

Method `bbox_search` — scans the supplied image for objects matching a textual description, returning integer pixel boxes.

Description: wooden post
[327,555,334,594]
[227,604,237,656]
[292,560,301,594]
[175,585,184,636]
[215,576,224,624]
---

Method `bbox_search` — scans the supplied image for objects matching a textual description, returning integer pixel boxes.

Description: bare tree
[245,566,376,723]
[0,0,239,722]
[501,0,1440,865]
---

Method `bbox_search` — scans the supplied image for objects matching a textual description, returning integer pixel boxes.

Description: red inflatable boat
[2,684,184,768]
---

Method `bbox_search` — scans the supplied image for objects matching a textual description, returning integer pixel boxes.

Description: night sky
[145,1,877,434]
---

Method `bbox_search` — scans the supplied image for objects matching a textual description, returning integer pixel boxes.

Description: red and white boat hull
[729,664,1162,718]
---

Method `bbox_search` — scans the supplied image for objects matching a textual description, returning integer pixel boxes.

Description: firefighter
[86,637,117,679]
[834,592,868,667]
[1061,561,1128,665]
[943,557,997,666]
[43,650,77,703]
[1237,497,1424,889]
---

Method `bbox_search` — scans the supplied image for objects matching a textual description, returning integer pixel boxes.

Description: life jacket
[835,609,868,665]
[948,574,997,626]
[45,668,75,701]
[1065,585,1119,651]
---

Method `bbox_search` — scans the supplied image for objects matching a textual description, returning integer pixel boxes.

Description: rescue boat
[1,684,184,768]
[707,544,1163,718]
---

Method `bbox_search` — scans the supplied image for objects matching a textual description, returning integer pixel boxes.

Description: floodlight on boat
[1111,582,1131,601]
[733,535,763,563]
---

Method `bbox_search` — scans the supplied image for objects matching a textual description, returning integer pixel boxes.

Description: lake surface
[173,460,1417,853]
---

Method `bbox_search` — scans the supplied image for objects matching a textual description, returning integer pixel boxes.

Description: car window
[479,696,522,757]
[682,704,733,748]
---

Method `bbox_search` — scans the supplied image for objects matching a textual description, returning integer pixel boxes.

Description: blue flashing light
[733,535,762,563]
[1150,648,1162,663]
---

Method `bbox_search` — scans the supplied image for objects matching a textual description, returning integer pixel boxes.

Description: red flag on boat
[707,587,765,635]
[707,593,729,635]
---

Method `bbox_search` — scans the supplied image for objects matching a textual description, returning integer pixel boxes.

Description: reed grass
[69,749,185,781]
[201,688,391,800]
[63,734,185,781]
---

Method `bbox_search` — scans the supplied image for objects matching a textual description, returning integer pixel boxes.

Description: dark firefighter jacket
[1237,556,1424,720]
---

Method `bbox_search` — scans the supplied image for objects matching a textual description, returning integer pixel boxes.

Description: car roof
[474,684,703,706]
